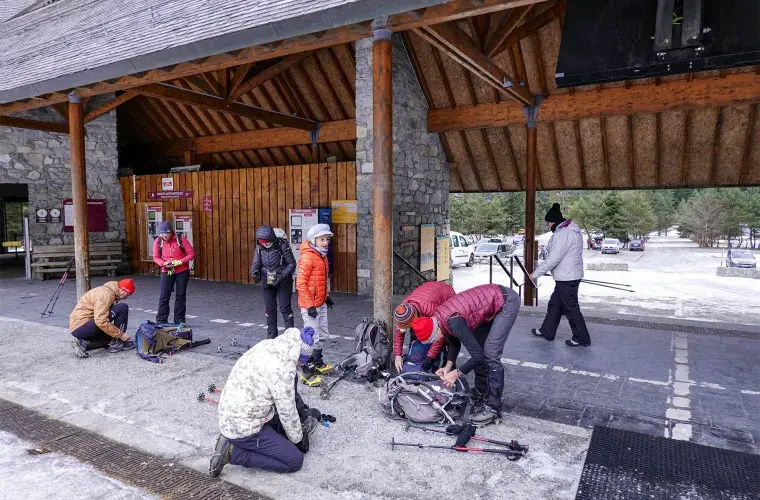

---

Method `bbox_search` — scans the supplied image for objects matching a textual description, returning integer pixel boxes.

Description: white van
[450,231,474,267]
[601,238,620,254]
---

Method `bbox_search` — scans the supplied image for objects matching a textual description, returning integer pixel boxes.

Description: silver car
[727,250,757,268]
[474,243,511,263]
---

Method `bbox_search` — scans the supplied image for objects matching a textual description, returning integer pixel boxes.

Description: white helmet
[307,223,333,243]
[273,228,286,240]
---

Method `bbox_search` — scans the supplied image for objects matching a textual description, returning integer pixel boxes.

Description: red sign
[202,196,213,213]
[63,199,107,232]
[148,190,193,200]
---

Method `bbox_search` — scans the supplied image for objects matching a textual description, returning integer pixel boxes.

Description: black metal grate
[576,426,760,500]
[0,398,270,500]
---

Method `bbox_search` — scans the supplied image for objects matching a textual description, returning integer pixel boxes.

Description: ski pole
[580,278,631,287]
[403,422,529,452]
[390,437,526,460]
[208,383,222,394]
[580,280,635,293]
[41,258,74,317]
[197,392,219,405]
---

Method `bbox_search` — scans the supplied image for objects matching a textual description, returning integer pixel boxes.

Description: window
[451,235,460,248]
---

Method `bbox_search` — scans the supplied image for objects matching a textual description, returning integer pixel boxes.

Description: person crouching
[209,327,316,477]
[69,279,136,358]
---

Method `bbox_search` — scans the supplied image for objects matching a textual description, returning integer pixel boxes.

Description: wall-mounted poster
[420,224,435,273]
[162,177,174,191]
[331,200,357,223]
[436,236,450,282]
[63,199,107,232]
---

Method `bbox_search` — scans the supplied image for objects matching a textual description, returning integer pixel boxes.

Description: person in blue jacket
[250,226,297,339]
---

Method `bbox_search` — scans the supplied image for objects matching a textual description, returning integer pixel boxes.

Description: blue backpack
[401,340,445,376]
[134,321,193,363]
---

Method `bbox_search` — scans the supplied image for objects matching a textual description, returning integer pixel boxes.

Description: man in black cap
[530,203,591,347]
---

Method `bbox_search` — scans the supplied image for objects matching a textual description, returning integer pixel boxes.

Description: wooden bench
[32,242,124,280]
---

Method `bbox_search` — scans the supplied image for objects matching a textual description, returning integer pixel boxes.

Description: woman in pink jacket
[152,221,195,324]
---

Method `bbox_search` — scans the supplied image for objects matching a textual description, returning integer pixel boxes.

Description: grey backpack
[379,372,471,425]
[353,318,391,381]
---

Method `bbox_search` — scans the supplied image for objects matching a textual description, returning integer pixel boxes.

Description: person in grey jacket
[530,203,591,347]
[251,226,297,339]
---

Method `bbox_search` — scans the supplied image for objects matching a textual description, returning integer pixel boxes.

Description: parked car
[450,231,475,267]
[727,249,757,268]
[474,243,511,263]
[594,236,603,250]
[601,238,620,254]
[629,239,645,251]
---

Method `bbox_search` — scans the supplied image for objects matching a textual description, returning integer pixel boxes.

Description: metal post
[372,28,394,329]
[69,95,90,298]
[509,256,514,291]
[23,216,31,280]
[489,255,493,284]
[523,96,541,306]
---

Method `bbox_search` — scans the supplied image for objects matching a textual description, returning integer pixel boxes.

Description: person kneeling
[209,327,316,477]
[69,279,136,358]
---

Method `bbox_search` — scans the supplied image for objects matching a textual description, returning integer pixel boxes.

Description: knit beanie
[394,303,418,329]
[544,203,564,224]
[158,221,172,234]
[118,279,135,296]
[299,326,315,364]
[410,317,439,344]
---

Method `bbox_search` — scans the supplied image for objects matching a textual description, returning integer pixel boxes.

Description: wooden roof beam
[0,0,549,115]
[84,93,136,123]
[490,0,566,58]
[428,73,760,132]
[228,52,312,100]
[131,82,319,131]
[0,115,69,134]
[483,5,532,58]
[414,22,534,105]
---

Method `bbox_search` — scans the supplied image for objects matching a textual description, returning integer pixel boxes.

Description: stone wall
[586,262,629,272]
[0,101,125,248]
[355,34,450,296]
[716,267,760,279]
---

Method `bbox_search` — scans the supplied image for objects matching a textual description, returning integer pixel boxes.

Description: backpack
[159,234,194,270]
[134,320,193,363]
[379,372,472,425]
[401,340,445,377]
[352,318,391,381]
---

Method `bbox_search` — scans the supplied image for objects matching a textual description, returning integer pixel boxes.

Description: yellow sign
[436,236,450,282]
[331,200,357,224]
[2,241,22,248]
[420,224,435,273]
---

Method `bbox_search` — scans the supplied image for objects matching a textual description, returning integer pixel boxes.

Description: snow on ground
[0,430,155,500]
[454,234,760,326]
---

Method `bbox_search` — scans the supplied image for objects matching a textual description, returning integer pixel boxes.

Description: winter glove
[251,273,261,284]
[296,431,310,454]
[271,277,281,287]
[326,296,334,309]
[171,260,183,267]
[421,357,433,372]
[307,307,318,318]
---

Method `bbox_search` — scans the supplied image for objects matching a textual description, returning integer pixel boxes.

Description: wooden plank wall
[119,162,357,293]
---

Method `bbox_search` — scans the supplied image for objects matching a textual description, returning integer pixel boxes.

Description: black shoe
[108,339,136,353]
[566,337,590,347]
[208,434,232,478]
[532,328,552,341]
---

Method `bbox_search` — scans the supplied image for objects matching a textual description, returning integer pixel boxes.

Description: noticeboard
[63,199,107,232]
[420,224,435,273]
[436,236,450,282]
[331,200,357,224]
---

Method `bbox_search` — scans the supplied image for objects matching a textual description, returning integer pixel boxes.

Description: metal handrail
[512,256,539,290]
[489,255,538,306]
[393,250,430,283]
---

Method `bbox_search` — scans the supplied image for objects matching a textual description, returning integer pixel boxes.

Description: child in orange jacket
[296,224,334,383]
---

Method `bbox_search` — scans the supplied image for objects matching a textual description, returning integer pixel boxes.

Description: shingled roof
[0,0,449,104]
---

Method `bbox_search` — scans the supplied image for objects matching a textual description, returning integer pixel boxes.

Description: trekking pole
[580,280,635,293]
[41,258,75,317]
[580,278,631,287]
[403,422,529,452]
[208,383,222,394]
[390,437,526,461]
[197,392,219,405]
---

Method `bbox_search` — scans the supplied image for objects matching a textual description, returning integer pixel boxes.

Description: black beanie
[545,203,564,224]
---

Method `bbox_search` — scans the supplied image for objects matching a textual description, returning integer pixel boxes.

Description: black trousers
[71,303,129,350]
[262,278,294,338]
[157,270,190,324]
[540,280,591,345]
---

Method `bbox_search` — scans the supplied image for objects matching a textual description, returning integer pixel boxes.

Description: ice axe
[390,437,527,461]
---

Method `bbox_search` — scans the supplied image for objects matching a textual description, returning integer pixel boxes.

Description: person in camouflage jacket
[209,327,315,476]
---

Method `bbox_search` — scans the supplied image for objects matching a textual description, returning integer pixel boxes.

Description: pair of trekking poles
[391,421,529,461]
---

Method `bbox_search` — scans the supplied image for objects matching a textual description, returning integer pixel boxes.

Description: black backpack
[353,318,391,381]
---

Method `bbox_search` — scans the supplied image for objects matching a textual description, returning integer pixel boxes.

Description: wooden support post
[68,95,90,298]
[372,28,394,330]
[523,97,541,306]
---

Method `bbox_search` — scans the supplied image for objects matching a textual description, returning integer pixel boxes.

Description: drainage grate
[0,398,271,500]
[576,426,760,500]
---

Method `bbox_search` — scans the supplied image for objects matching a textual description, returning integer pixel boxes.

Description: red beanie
[411,317,439,344]
[118,279,135,296]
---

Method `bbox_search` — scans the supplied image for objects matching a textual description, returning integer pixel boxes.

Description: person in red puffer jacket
[152,221,195,324]
[392,281,455,372]
[413,283,520,426]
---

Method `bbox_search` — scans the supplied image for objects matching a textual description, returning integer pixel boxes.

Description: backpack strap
[159,233,186,259]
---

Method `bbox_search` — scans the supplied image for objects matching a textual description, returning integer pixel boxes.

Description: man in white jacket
[530,203,591,347]
[208,327,316,477]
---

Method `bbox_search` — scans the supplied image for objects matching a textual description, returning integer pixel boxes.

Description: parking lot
[453,234,760,327]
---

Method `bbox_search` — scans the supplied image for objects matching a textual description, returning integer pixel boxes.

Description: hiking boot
[302,408,322,435]
[300,364,323,387]
[71,338,90,359]
[309,349,333,374]
[566,337,590,347]
[208,434,232,478]
[108,339,136,353]
[470,405,501,426]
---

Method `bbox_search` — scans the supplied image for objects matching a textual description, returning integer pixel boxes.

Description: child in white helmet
[295,224,334,385]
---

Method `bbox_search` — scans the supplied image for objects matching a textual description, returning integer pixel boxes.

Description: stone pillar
[69,95,91,297]
[355,34,451,298]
